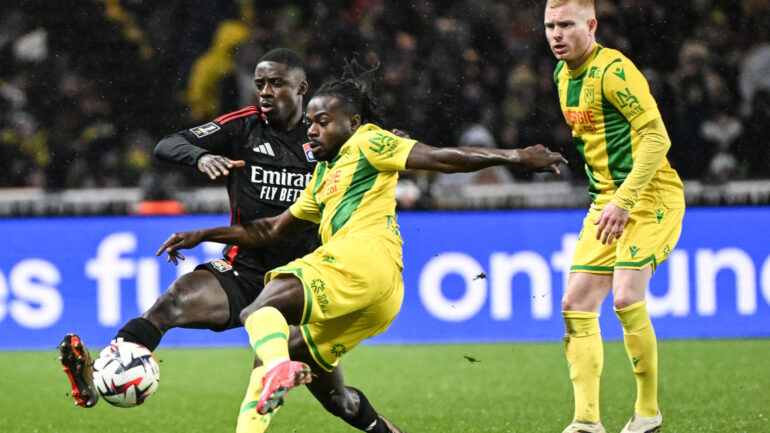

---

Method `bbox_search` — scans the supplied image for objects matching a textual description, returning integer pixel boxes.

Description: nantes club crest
[302,142,316,162]
[584,85,595,104]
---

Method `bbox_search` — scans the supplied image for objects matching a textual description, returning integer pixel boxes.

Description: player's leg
[60,270,228,407]
[305,368,405,433]
[117,269,230,350]
[235,363,271,433]
[288,331,405,433]
[613,206,682,433]
[236,327,404,433]
[235,287,306,433]
[293,260,404,432]
[560,207,616,432]
[242,238,403,416]
[561,272,612,433]
[613,267,662,433]
[61,267,234,407]
[240,275,310,415]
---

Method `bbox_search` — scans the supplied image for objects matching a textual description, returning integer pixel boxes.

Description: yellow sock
[244,307,290,367]
[616,301,658,418]
[563,311,603,423]
[236,366,279,433]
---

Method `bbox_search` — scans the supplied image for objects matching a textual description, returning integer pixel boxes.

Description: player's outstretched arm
[155,134,245,180]
[405,142,566,174]
[156,209,314,264]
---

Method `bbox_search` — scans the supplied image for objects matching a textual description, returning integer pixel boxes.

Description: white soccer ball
[92,341,160,407]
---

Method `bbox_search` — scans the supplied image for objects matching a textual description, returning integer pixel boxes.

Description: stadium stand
[0,0,768,215]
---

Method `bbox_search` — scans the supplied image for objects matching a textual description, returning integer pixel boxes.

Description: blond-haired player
[544,1,684,432]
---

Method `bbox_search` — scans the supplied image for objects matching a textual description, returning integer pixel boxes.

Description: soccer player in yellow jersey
[544,1,685,433]
[157,60,566,432]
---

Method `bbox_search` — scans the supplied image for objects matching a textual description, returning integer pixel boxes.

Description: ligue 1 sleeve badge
[302,142,316,162]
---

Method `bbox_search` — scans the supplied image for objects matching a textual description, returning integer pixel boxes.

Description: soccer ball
[92,341,160,407]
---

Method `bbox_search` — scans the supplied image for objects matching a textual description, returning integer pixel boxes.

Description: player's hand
[392,129,412,139]
[197,154,246,180]
[517,144,567,174]
[594,202,630,245]
[156,231,204,265]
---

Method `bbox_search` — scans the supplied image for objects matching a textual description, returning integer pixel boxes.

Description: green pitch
[2,339,768,432]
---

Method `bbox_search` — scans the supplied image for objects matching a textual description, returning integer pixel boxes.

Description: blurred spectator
[738,43,770,116]
[735,90,770,178]
[185,20,251,122]
[701,111,743,182]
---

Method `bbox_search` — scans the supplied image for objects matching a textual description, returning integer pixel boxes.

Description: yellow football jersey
[554,44,684,207]
[289,124,417,266]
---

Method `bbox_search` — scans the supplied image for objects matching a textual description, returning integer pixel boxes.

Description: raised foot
[256,360,312,415]
[58,333,99,408]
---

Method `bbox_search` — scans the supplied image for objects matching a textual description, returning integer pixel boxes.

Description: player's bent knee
[143,281,192,328]
[238,307,255,326]
[324,389,357,419]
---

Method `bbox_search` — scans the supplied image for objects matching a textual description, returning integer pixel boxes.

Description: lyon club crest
[302,142,316,162]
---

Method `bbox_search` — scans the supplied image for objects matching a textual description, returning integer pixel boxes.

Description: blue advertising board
[1,208,768,350]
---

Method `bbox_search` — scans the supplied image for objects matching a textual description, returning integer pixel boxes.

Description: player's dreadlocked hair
[314,58,385,126]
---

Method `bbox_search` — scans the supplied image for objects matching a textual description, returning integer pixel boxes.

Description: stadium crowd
[1,0,768,197]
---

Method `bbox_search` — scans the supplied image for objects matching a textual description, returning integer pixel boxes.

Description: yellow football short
[570,203,684,274]
[265,236,404,371]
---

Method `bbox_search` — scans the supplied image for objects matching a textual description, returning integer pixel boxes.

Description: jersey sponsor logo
[210,259,232,272]
[302,142,316,162]
[613,65,627,81]
[310,278,329,318]
[250,167,312,187]
[324,170,342,196]
[368,132,400,156]
[564,110,596,125]
[189,122,220,138]
[331,343,347,358]
[615,87,643,117]
[252,142,275,156]
[251,166,311,203]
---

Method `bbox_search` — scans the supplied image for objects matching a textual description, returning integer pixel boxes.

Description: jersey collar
[566,43,602,78]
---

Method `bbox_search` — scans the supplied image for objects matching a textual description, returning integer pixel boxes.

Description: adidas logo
[252,142,275,156]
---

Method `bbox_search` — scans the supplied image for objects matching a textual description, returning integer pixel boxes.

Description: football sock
[245,307,290,367]
[616,301,658,418]
[343,387,390,433]
[114,317,163,351]
[236,366,277,433]
[563,311,603,423]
